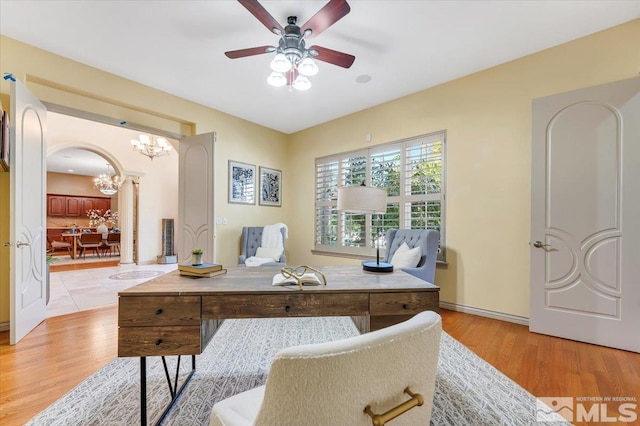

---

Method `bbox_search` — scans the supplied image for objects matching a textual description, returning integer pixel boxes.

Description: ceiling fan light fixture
[297,57,318,77]
[267,71,287,87]
[270,53,292,73]
[293,75,312,91]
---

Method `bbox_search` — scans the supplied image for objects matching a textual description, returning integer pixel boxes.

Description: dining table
[60,232,82,259]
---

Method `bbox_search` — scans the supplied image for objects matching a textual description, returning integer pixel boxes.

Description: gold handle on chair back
[364,387,424,426]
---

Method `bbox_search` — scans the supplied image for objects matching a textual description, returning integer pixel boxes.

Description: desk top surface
[119,265,438,296]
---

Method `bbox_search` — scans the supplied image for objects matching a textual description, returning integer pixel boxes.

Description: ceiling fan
[225,0,356,90]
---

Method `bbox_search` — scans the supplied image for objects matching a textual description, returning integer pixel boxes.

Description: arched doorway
[46,147,126,268]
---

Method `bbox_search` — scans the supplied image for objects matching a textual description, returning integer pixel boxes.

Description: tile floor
[47,262,178,318]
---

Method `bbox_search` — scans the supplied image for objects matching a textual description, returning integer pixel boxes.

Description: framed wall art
[228,160,256,204]
[259,166,282,207]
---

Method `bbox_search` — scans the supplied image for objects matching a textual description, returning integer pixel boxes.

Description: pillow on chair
[391,242,421,268]
[255,246,283,262]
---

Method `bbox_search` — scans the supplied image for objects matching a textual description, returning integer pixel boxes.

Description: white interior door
[10,80,48,344]
[530,77,640,353]
[178,133,215,264]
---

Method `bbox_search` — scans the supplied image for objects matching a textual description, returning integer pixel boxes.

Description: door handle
[530,241,550,249]
[16,241,31,248]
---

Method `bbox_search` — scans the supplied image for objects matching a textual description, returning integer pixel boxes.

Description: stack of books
[178,262,227,278]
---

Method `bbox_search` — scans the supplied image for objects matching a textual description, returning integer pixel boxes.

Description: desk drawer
[118,326,201,357]
[370,292,438,315]
[203,293,369,318]
[119,296,201,326]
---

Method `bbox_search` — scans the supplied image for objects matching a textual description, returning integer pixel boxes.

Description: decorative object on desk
[87,208,119,227]
[93,163,123,195]
[337,183,393,273]
[273,265,326,290]
[180,269,228,278]
[131,134,172,160]
[178,262,222,274]
[191,248,203,266]
[179,262,225,278]
[259,167,282,206]
[229,160,256,204]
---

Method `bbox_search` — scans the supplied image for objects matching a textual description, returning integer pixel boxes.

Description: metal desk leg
[141,357,147,425]
[139,355,196,426]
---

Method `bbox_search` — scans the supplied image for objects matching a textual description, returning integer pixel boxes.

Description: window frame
[314,131,446,262]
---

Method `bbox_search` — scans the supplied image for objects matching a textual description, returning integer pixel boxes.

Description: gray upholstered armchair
[383,229,440,283]
[239,226,286,266]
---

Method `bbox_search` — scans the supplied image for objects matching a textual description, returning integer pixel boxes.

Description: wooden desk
[118,266,439,424]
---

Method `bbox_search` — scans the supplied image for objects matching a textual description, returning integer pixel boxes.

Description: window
[315,131,446,261]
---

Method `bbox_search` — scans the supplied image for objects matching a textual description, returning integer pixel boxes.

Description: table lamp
[337,184,393,273]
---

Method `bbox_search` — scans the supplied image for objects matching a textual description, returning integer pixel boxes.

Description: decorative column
[119,177,135,264]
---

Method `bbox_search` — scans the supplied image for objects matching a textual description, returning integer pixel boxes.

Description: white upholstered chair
[210,311,442,426]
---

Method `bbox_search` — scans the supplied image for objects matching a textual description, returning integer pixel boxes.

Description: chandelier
[131,134,172,160]
[93,164,123,196]
[266,17,319,91]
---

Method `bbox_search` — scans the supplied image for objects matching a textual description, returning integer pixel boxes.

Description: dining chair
[104,232,121,257]
[46,235,72,256]
[77,233,103,259]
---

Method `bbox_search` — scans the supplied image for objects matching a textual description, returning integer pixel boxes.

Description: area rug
[26,317,566,425]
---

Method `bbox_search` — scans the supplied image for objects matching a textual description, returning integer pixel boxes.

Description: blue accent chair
[238,226,287,266]
[383,229,440,283]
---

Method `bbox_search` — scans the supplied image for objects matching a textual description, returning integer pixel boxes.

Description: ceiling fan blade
[301,0,350,39]
[225,45,275,59]
[309,45,355,68]
[237,0,284,34]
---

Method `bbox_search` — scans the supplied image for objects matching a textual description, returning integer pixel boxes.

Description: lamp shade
[337,185,387,214]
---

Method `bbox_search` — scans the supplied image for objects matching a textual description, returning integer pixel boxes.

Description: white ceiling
[2,1,639,135]
[47,147,113,176]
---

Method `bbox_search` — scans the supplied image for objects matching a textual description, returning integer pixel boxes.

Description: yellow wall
[287,19,640,318]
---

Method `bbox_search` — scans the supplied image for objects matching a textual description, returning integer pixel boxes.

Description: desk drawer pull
[285,305,291,312]
[155,339,163,346]
[402,304,409,310]
[156,309,163,315]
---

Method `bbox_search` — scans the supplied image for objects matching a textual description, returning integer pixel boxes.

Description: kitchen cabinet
[47,194,111,217]
[47,195,66,216]
[66,197,83,217]
[94,198,110,213]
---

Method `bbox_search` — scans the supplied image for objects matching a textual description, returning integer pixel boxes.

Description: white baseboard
[439,301,529,326]
[0,321,9,332]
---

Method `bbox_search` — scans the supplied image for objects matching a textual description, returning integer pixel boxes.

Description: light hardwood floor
[1,308,638,425]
